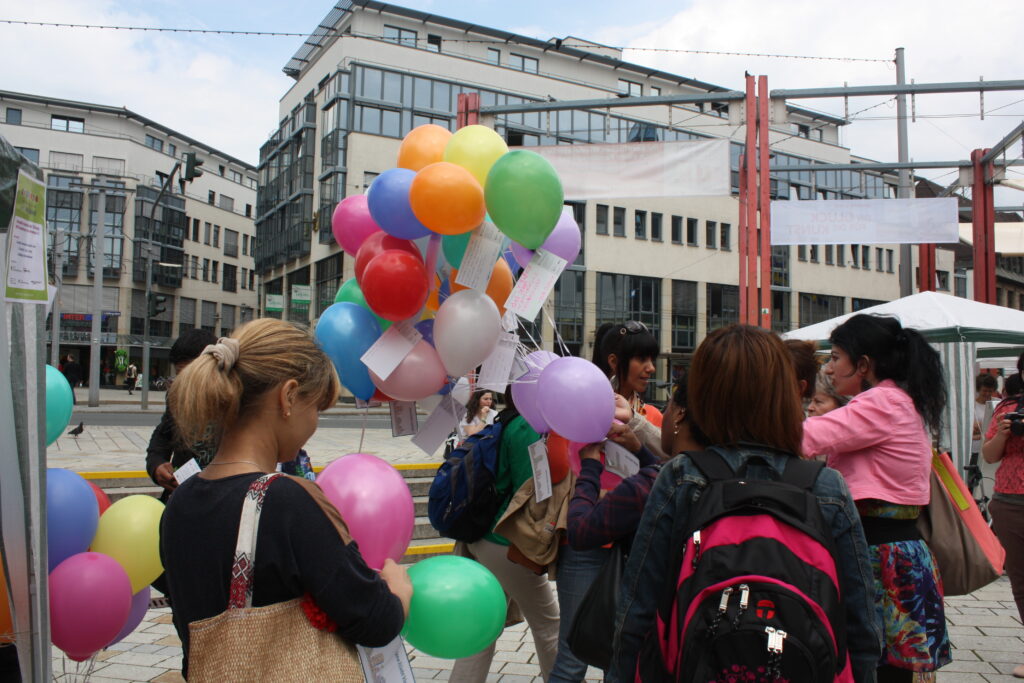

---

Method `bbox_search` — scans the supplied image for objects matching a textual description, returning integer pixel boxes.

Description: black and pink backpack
[636,449,852,683]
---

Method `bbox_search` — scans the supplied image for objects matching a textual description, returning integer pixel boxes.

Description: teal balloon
[334,277,391,331]
[45,365,74,446]
[485,150,563,249]
[442,232,472,269]
[402,555,506,658]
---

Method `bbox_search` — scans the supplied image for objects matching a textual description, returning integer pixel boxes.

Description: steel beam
[768,159,1024,173]
[980,120,1024,166]
[480,91,745,115]
[771,79,1024,100]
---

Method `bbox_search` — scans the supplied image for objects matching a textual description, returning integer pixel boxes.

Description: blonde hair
[168,318,340,445]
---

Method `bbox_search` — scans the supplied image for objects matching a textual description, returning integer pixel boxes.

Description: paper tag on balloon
[455,221,504,292]
[501,309,519,333]
[360,320,422,381]
[355,397,382,409]
[529,439,553,503]
[478,332,519,393]
[412,394,461,456]
[510,353,530,382]
[357,636,414,683]
[389,401,419,437]
[174,458,201,485]
[603,441,641,479]
[504,249,567,321]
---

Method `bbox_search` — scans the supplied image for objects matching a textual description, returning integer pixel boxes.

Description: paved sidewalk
[68,387,396,414]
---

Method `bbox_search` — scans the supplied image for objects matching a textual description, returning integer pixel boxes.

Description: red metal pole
[456,93,480,129]
[744,75,759,324]
[971,149,994,303]
[757,75,772,329]
[738,154,748,324]
[983,153,997,304]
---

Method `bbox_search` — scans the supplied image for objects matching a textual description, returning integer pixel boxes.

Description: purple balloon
[414,319,435,347]
[108,586,151,647]
[510,351,559,433]
[317,454,415,570]
[510,209,581,268]
[536,357,615,443]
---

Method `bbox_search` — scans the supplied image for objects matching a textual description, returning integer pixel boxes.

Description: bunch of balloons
[318,123,578,404]
[45,468,164,661]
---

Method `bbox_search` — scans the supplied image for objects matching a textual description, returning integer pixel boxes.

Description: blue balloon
[47,468,100,571]
[366,168,432,240]
[46,364,74,446]
[414,319,435,347]
[315,303,382,401]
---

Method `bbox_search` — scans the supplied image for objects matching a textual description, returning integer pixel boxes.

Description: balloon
[45,365,74,447]
[450,257,514,314]
[334,277,391,332]
[90,495,165,594]
[536,357,615,443]
[398,124,452,171]
[332,195,382,257]
[443,125,509,187]
[87,480,112,516]
[365,168,432,240]
[317,455,414,570]
[485,150,563,249]
[442,231,472,269]
[354,232,422,284]
[315,302,382,401]
[371,388,394,403]
[433,290,501,378]
[566,439,624,491]
[370,340,447,402]
[108,586,150,647]
[510,351,559,433]
[49,552,132,660]
[47,468,100,571]
[414,319,435,347]
[546,432,571,485]
[402,555,506,658]
[510,207,582,268]
[409,162,486,236]
[361,251,430,322]
[0,557,12,644]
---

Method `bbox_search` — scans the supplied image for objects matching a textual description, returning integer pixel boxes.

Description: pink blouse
[802,379,931,505]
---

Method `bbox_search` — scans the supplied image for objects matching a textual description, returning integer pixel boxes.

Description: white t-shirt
[458,408,497,440]
[972,400,987,453]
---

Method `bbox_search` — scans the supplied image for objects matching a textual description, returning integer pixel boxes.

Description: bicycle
[964,453,994,524]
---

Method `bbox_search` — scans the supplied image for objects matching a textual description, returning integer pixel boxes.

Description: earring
[284,411,290,418]
[673,427,679,436]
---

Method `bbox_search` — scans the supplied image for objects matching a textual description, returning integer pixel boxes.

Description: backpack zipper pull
[765,627,787,680]
[732,583,750,627]
[707,586,733,637]
[691,530,701,568]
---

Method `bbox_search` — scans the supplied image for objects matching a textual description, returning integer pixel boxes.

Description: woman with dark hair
[458,389,497,440]
[982,353,1024,679]
[802,314,950,682]
[610,325,880,683]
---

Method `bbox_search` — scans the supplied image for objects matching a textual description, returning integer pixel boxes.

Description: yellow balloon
[443,125,509,187]
[91,495,165,594]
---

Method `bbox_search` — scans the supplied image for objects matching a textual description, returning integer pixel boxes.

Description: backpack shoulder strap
[687,450,734,482]
[780,457,825,491]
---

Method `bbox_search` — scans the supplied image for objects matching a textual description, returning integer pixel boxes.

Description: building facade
[0,91,259,384]
[256,0,955,394]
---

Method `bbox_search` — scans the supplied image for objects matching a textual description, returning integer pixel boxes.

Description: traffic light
[183,152,204,182]
[148,293,168,317]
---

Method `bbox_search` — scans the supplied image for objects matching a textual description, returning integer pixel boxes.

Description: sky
[0,0,1021,195]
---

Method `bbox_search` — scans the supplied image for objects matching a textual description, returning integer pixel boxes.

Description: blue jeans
[550,544,611,683]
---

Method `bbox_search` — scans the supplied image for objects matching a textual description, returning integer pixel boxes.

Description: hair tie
[202,337,240,372]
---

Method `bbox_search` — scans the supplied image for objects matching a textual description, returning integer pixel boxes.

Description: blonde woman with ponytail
[161,319,411,679]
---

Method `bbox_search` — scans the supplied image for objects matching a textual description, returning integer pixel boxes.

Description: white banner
[533,139,731,199]
[771,198,960,246]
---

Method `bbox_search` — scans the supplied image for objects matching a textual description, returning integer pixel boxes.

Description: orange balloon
[450,258,515,314]
[0,556,12,644]
[398,124,453,172]
[409,162,486,236]
[425,274,443,312]
[547,432,571,484]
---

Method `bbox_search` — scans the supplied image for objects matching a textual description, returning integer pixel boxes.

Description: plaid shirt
[567,446,661,550]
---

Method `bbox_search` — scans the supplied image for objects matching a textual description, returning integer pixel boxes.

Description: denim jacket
[608,446,883,683]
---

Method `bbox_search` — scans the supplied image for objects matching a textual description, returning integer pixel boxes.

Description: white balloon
[434,289,501,378]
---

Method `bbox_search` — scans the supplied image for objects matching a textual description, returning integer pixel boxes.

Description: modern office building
[0,90,259,384]
[255,0,956,390]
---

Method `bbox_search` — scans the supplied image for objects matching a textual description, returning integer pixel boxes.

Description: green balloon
[442,232,472,269]
[402,555,506,659]
[334,277,391,331]
[485,150,563,249]
[45,364,74,446]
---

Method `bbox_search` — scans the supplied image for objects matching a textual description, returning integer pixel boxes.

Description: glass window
[650,86,661,97]
[613,207,625,237]
[6,108,21,125]
[686,218,699,246]
[825,244,834,265]
[672,280,697,352]
[596,204,609,235]
[651,212,663,242]
[51,115,85,133]
[382,109,401,137]
[213,225,220,248]
[810,245,819,263]
[671,216,682,244]
[618,79,642,96]
[706,283,739,331]
[144,134,164,152]
[509,53,538,73]
[634,210,647,240]
[720,223,731,251]
[705,220,717,249]
[851,244,859,268]
[432,81,452,112]
[224,229,239,258]
[14,147,38,164]
[875,247,884,272]
[861,245,870,270]
[383,25,417,47]
[362,68,383,99]
[852,298,885,311]
[837,245,846,267]
[798,245,807,261]
[487,48,500,65]
[886,249,894,273]
[427,34,442,52]
[553,270,585,357]
[382,71,402,103]
[799,293,845,326]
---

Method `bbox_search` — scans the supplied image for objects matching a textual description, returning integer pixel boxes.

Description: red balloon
[372,388,393,403]
[354,232,422,285]
[362,251,430,322]
[87,481,111,516]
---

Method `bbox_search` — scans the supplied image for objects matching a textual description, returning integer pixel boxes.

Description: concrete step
[400,537,454,564]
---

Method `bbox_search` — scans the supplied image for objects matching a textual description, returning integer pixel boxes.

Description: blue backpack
[427,421,503,542]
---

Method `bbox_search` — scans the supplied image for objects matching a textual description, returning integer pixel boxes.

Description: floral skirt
[860,501,952,672]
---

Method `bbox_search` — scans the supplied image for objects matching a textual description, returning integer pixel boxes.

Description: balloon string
[424,234,442,295]
[359,407,367,453]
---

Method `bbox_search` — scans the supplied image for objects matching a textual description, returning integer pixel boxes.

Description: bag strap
[686,450,732,481]
[227,472,285,610]
[780,458,825,491]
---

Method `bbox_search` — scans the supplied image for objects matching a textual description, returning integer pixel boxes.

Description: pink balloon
[509,209,581,268]
[537,357,615,443]
[108,586,150,647]
[510,351,558,433]
[332,195,383,257]
[566,440,624,491]
[49,552,132,660]
[317,454,415,570]
[370,339,447,402]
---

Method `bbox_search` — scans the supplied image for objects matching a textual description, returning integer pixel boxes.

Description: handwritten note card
[603,441,641,479]
[455,221,504,292]
[360,320,422,380]
[528,439,552,503]
[173,458,202,485]
[389,401,419,437]
[478,332,519,392]
[504,249,567,321]
[357,636,415,683]
[411,394,461,456]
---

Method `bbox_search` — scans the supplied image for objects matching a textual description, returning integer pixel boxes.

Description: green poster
[4,170,48,302]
